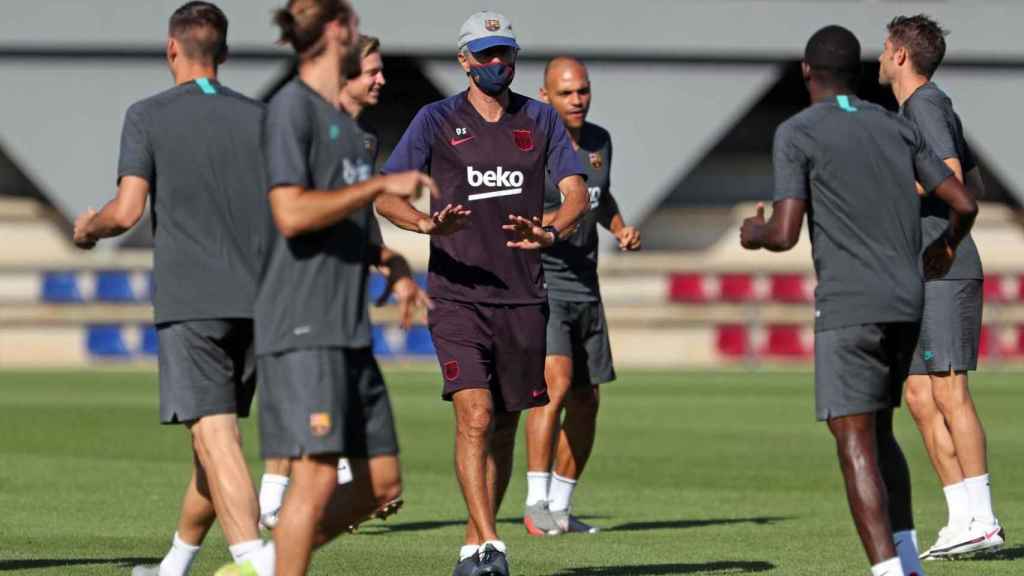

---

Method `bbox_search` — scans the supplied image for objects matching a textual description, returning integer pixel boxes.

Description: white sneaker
[926,519,1004,559]
[259,509,279,530]
[920,525,967,560]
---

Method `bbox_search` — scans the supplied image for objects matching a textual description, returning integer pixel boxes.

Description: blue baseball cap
[458,11,519,53]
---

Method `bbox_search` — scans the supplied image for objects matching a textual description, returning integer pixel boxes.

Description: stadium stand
[3,197,1024,367]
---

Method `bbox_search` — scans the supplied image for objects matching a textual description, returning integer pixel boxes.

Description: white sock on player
[547,473,577,512]
[525,472,550,506]
[259,474,289,516]
[244,541,276,576]
[459,544,479,561]
[229,540,263,563]
[158,532,200,576]
[942,481,971,529]
[964,474,995,525]
[870,557,904,576]
[893,530,925,575]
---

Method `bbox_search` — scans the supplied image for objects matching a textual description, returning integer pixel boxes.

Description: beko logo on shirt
[465,166,524,202]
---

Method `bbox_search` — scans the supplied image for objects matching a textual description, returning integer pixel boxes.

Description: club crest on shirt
[309,412,332,437]
[589,152,603,169]
[485,19,501,32]
[513,129,534,152]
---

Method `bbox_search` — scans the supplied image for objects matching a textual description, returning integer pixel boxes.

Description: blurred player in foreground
[257,33,405,534]
[377,10,588,575]
[878,13,1002,560]
[217,1,435,575]
[74,3,269,575]
[740,25,976,576]
[523,56,640,536]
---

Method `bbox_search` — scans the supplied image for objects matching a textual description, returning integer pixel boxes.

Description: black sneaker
[452,555,478,576]
[475,544,509,576]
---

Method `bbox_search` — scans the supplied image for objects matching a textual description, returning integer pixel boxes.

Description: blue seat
[86,325,132,358]
[41,271,84,303]
[368,273,390,303]
[95,270,136,302]
[405,326,436,357]
[140,325,159,356]
[371,324,393,357]
[413,273,428,289]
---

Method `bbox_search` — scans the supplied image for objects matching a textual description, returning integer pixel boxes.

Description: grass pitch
[1,368,1022,575]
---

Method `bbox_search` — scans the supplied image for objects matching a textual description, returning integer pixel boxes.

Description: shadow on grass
[551,560,775,575]
[358,516,610,534]
[611,516,790,532]
[0,556,160,571]
[959,544,1024,561]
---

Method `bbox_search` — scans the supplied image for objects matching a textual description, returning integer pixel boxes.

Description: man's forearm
[945,207,977,249]
[273,178,386,238]
[549,193,586,240]
[375,194,431,233]
[604,212,625,234]
[85,198,141,240]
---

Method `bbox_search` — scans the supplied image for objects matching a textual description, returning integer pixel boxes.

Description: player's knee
[931,376,967,414]
[902,382,935,421]
[457,403,494,439]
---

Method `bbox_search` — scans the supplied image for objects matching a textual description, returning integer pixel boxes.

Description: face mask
[469,62,515,96]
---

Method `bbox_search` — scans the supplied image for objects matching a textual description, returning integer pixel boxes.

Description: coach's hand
[615,226,641,251]
[923,235,955,280]
[384,171,439,200]
[417,204,472,235]
[503,214,554,250]
[73,208,98,250]
[740,203,766,250]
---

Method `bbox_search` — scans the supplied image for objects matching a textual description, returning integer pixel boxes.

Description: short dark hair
[168,1,228,65]
[274,0,354,58]
[804,25,861,89]
[887,14,948,78]
[342,35,381,79]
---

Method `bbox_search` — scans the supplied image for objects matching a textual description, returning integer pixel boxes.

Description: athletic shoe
[920,525,960,560]
[212,561,258,576]
[347,496,405,533]
[925,520,1005,559]
[452,555,477,576]
[523,501,561,536]
[549,509,600,534]
[476,543,509,576]
[130,566,159,576]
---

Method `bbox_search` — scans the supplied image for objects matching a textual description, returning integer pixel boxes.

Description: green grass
[1,369,1022,575]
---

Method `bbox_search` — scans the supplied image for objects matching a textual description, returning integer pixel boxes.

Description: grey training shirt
[255,79,378,355]
[901,82,983,280]
[541,122,613,302]
[117,78,266,324]
[772,95,953,332]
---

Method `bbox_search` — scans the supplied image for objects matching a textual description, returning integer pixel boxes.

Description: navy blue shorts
[428,299,549,413]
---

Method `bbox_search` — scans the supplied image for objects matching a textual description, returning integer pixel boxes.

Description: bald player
[523,57,640,536]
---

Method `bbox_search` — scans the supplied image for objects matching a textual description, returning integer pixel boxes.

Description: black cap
[804,25,861,73]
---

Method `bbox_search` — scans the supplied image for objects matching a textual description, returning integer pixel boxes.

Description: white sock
[158,532,200,576]
[229,540,262,563]
[942,482,971,529]
[481,539,507,555]
[547,473,577,512]
[894,530,925,575]
[964,474,995,525]
[242,542,275,576]
[870,557,904,576]
[525,472,550,506]
[459,544,479,562]
[259,474,289,516]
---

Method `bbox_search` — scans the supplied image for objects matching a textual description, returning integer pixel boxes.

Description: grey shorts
[910,279,982,375]
[257,347,399,459]
[546,298,616,387]
[157,319,255,425]
[814,322,919,421]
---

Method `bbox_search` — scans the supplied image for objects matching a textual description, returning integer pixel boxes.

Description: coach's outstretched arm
[923,175,978,278]
[73,176,150,249]
[271,171,436,239]
[739,199,806,252]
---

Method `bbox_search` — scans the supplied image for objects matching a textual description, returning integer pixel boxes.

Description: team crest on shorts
[513,129,534,152]
[485,19,501,32]
[589,152,603,169]
[444,360,460,381]
[309,412,332,437]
